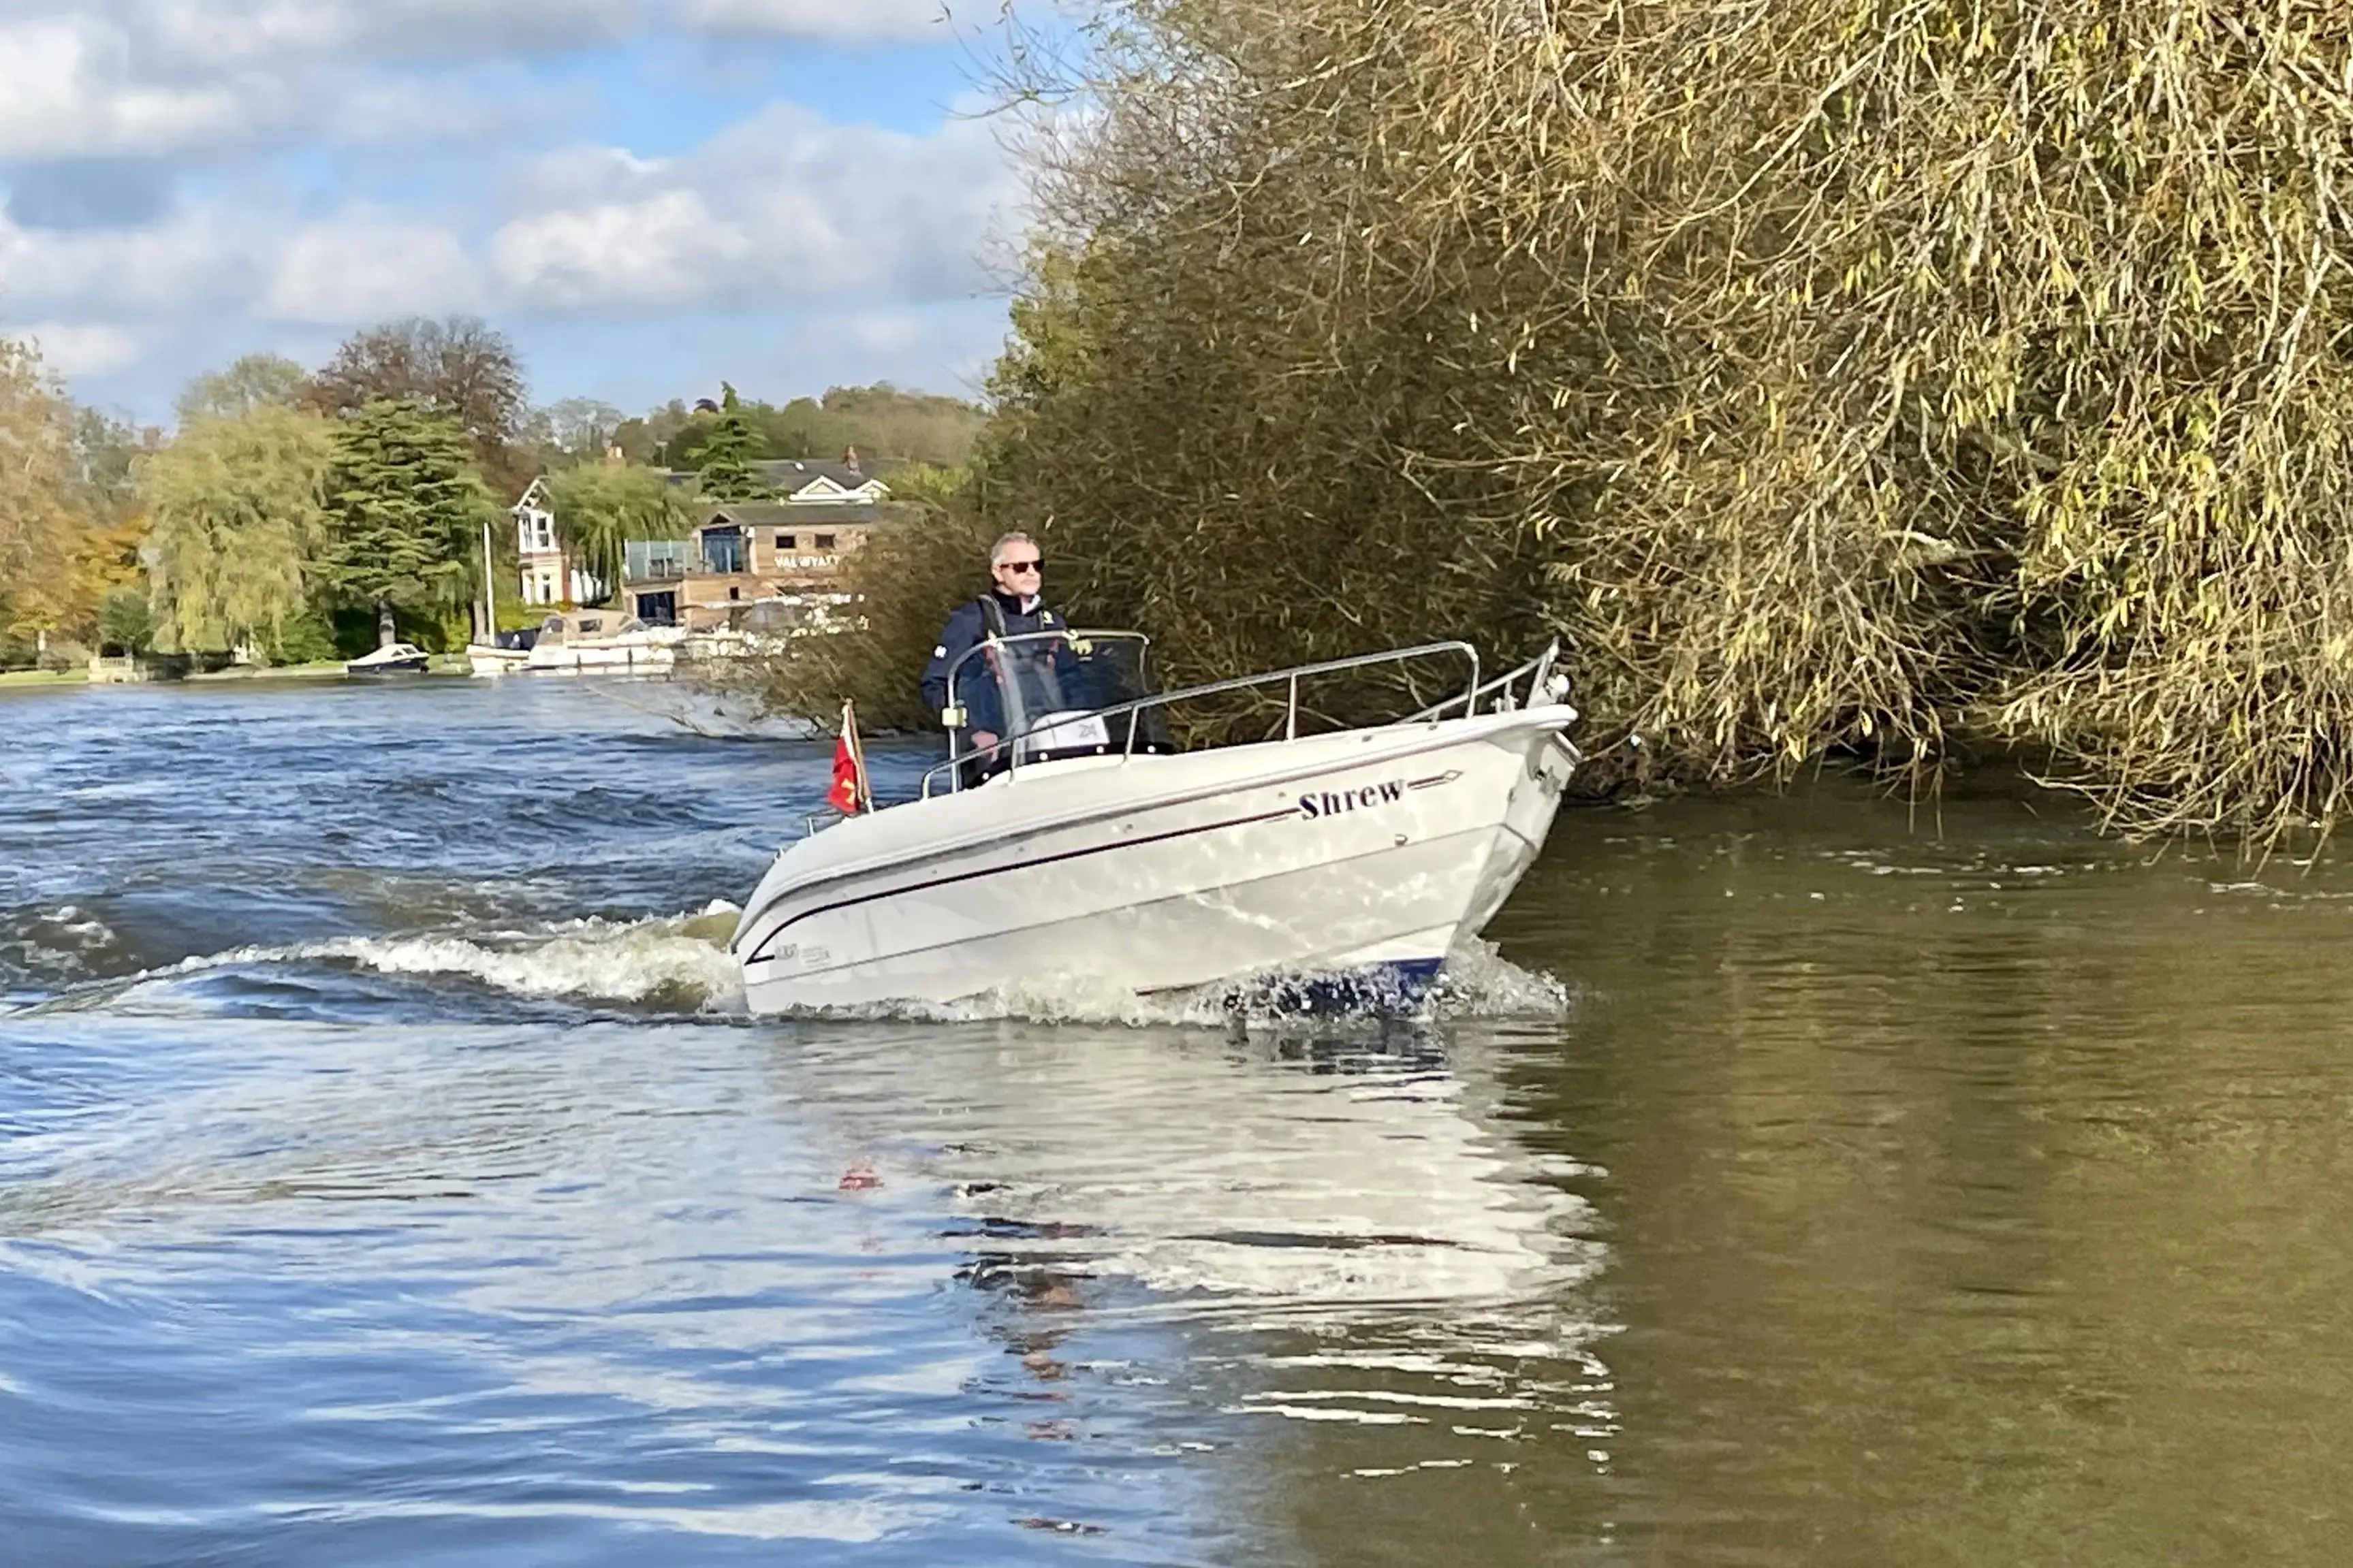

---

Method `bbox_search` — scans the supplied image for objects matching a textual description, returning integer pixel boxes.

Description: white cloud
[836,310,928,355]
[50,0,643,72]
[0,204,268,315]
[490,103,1022,310]
[678,0,956,42]
[779,298,1008,394]
[0,3,1043,416]
[0,1,641,160]
[321,72,545,149]
[492,190,747,310]
[20,321,142,378]
[0,14,285,159]
[5,93,1023,332]
[262,217,484,323]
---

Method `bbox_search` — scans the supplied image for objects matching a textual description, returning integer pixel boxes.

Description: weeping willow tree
[545,464,693,595]
[138,405,333,657]
[915,0,2351,843]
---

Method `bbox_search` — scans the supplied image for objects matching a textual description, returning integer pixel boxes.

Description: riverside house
[507,451,893,623]
[509,477,605,607]
[624,455,895,632]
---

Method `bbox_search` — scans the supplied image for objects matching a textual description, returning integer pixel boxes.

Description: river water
[4,679,2349,1565]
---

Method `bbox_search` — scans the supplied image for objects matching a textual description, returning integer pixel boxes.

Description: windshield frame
[940,629,1156,783]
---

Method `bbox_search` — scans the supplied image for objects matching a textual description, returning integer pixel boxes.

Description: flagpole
[844,699,872,812]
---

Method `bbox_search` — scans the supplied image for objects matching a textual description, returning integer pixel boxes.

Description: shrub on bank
[750,0,2353,846]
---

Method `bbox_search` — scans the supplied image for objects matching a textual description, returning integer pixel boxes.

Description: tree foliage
[309,317,531,494]
[0,338,100,650]
[138,404,332,658]
[537,398,627,460]
[947,0,2353,844]
[318,400,492,646]
[545,462,693,592]
[176,353,309,426]
[613,384,986,472]
[694,383,768,502]
[96,585,152,656]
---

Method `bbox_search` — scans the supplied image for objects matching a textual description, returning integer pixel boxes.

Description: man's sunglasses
[996,558,1044,574]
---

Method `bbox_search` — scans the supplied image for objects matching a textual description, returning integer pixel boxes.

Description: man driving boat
[921,532,1077,775]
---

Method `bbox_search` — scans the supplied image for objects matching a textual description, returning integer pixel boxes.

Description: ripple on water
[0,1012,1607,1564]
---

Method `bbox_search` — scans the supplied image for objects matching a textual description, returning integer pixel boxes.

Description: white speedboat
[730,635,1579,1014]
[344,641,430,677]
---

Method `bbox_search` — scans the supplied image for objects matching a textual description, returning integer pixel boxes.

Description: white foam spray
[129,907,1568,1029]
[161,902,748,1011]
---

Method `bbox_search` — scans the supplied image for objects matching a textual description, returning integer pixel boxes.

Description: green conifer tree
[319,399,492,648]
[695,383,767,502]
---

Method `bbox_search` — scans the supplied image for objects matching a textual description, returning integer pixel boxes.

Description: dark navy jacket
[919,591,1069,735]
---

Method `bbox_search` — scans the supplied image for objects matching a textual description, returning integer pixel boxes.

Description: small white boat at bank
[345,641,430,677]
[464,641,531,677]
[730,636,1579,1014]
[467,611,686,677]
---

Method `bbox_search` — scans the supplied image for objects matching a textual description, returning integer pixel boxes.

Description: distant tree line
[612,383,985,475]
[0,315,987,668]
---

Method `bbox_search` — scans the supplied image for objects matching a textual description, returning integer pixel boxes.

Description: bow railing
[917,637,1514,800]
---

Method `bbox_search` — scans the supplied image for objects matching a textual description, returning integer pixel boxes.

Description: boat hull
[464,644,530,677]
[731,707,1578,1013]
[522,642,680,675]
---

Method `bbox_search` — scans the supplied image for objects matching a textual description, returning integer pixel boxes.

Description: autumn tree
[309,318,531,495]
[0,338,83,658]
[318,400,494,648]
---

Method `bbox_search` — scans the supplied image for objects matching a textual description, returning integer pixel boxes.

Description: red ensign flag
[828,701,868,814]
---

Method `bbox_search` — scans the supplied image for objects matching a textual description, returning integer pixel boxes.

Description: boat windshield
[945,630,1171,767]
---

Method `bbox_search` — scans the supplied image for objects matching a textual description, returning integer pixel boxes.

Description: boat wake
[106,904,753,1014]
[49,909,1568,1029]
[766,933,1572,1029]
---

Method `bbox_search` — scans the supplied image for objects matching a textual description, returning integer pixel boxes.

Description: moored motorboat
[520,611,685,675]
[465,626,536,677]
[729,636,1579,1014]
[345,641,430,677]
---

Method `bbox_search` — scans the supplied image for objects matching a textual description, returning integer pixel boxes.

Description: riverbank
[2,656,474,688]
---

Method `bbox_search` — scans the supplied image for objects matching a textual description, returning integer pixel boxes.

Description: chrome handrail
[919,638,1483,800]
[1400,639,1563,722]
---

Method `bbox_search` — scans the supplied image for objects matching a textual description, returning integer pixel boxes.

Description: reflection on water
[7,684,2353,1563]
[0,1007,1601,1563]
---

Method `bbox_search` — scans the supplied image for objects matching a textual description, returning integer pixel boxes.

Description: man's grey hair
[989,530,1037,566]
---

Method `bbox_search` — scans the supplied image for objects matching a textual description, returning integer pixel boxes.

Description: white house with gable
[510,477,605,606]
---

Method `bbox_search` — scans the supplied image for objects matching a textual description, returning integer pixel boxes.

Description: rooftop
[697,500,889,528]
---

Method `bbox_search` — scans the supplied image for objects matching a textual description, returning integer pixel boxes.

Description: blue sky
[0,1,1062,426]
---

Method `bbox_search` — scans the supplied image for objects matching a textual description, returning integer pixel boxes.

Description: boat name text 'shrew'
[1298,780,1406,819]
